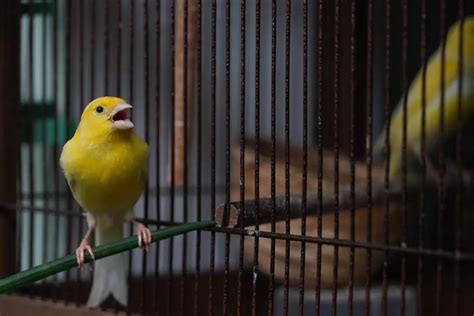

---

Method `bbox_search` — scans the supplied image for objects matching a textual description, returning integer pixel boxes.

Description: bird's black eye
[96,106,104,113]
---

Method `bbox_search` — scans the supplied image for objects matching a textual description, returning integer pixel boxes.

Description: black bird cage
[0,0,474,315]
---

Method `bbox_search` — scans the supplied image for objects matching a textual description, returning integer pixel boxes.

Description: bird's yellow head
[445,16,474,62]
[75,96,134,139]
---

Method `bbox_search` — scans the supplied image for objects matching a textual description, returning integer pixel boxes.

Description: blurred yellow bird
[60,96,151,307]
[375,17,474,181]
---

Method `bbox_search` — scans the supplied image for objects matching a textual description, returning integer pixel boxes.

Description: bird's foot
[75,239,95,270]
[135,222,152,253]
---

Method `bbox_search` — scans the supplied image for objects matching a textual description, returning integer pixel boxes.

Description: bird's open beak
[109,103,134,130]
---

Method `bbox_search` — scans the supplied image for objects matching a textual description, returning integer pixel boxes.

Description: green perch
[0,220,215,294]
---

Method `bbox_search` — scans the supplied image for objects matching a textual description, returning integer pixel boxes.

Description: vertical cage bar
[104,0,110,95]
[283,0,291,314]
[251,1,261,315]
[15,0,23,279]
[0,0,20,280]
[209,0,217,314]
[64,0,73,301]
[268,0,277,313]
[223,0,231,313]
[40,0,49,298]
[126,0,135,312]
[348,0,356,314]
[52,0,61,301]
[237,0,246,314]
[117,0,122,97]
[154,0,162,312]
[180,0,189,313]
[381,0,391,313]
[298,0,308,315]
[418,0,428,313]
[193,1,202,314]
[400,0,409,313]
[315,1,324,315]
[332,1,340,315]
[454,1,465,315]
[91,0,96,99]
[364,1,374,315]
[76,0,86,304]
[168,0,176,313]
[142,0,150,312]
[90,0,97,298]
[28,0,35,276]
[436,1,446,315]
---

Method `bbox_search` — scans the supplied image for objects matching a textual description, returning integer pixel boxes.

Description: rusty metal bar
[51,0,60,302]
[126,0,135,312]
[381,0,391,313]
[40,0,49,299]
[251,1,261,315]
[208,0,217,314]
[168,0,176,313]
[400,0,409,314]
[364,1,373,315]
[117,0,122,97]
[193,1,202,314]
[28,0,35,277]
[237,0,246,314]
[315,1,323,314]
[283,1,291,314]
[154,0,162,312]
[436,2,447,316]
[0,0,20,280]
[223,0,231,313]
[298,0,308,314]
[64,0,74,302]
[332,2,340,314]
[104,0,109,94]
[268,0,277,313]
[349,0,357,314]
[454,2,465,315]
[179,0,189,313]
[418,0,428,313]
[112,3,122,312]
[209,226,474,261]
[141,0,150,312]
[91,0,96,98]
[75,0,86,304]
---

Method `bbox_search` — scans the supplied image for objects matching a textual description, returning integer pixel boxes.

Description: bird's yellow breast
[60,132,149,215]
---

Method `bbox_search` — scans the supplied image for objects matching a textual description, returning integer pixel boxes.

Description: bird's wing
[66,176,77,194]
[60,140,79,196]
[391,53,459,132]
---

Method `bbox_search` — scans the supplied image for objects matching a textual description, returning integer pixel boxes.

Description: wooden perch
[216,185,400,228]
[218,170,470,228]
[170,0,197,186]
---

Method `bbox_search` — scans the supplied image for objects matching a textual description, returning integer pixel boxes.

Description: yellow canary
[375,17,474,181]
[60,96,151,307]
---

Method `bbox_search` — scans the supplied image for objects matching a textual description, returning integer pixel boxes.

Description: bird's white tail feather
[87,216,127,308]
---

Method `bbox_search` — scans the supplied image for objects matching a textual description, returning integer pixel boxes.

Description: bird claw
[136,223,152,253]
[76,240,95,270]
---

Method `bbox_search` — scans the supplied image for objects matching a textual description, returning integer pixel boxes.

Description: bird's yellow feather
[377,17,474,180]
[60,96,149,216]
